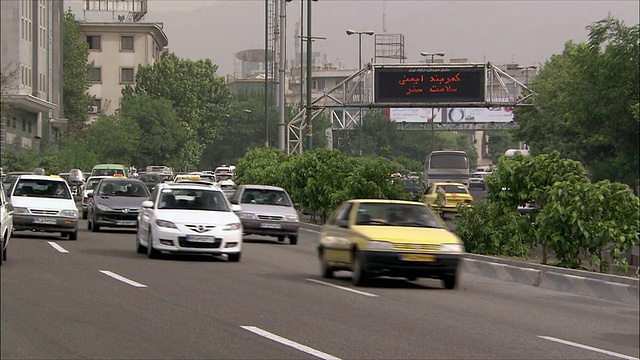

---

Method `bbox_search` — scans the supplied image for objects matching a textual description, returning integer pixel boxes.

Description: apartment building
[0,0,65,159]
[77,21,168,120]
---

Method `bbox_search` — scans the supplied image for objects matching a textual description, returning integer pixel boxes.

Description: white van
[10,175,79,240]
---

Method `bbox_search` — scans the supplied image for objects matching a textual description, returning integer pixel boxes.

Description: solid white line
[241,326,341,360]
[539,336,639,360]
[99,270,147,288]
[47,241,69,254]
[306,278,378,297]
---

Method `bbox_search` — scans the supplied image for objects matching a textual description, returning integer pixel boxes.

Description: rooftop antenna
[382,0,387,32]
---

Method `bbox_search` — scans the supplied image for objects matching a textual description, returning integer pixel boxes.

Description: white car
[81,175,113,219]
[1,182,13,266]
[10,175,79,240]
[136,183,243,261]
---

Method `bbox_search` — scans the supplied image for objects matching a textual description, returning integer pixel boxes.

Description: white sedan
[136,183,243,261]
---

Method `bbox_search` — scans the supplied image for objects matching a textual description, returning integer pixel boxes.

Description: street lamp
[305,0,318,152]
[420,52,445,63]
[346,29,374,156]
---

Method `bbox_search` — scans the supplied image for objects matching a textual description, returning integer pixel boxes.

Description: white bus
[424,150,470,188]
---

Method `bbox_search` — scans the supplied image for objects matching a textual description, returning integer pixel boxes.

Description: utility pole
[305,0,313,152]
[278,0,286,150]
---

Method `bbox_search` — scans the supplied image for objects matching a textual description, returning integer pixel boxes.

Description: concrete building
[77,21,168,119]
[1,0,65,159]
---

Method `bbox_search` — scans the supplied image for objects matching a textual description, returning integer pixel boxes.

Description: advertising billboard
[374,65,486,105]
[387,106,514,123]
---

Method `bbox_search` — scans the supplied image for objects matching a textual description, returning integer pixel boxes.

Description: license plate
[116,220,136,226]
[33,218,56,225]
[186,235,215,243]
[400,254,436,262]
[260,223,282,229]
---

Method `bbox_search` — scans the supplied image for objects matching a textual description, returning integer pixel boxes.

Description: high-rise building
[1,0,65,159]
[77,21,168,120]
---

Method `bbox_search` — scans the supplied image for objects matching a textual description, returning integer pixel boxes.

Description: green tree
[486,130,519,164]
[125,53,231,169]
[62,9,94,136]
[118,94,189,169]
[82,114,140,166]
[514,16,639,187]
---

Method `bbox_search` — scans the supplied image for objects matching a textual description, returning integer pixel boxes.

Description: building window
[12,117,17,129]
[120,67,134,83]
[87,35,101,50]
[120,36,134,51]
[88,67,101,82]
[28,120,32,133]
[6,117,10,127]
[22,119,26,132]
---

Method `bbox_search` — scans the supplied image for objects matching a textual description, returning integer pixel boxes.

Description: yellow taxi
[173,174,202,182]
[422,182,473,216]
[318,199,464,289]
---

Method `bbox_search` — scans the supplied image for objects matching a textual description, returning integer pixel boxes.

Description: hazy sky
[67,0,639,77]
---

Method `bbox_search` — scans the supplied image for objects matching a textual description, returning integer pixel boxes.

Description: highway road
[2,219,639,360]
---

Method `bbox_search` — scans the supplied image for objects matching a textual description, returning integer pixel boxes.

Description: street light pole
[264,0,269,148]
[420,51,445,63]
[305,0,313,152]
[347,29,374,156]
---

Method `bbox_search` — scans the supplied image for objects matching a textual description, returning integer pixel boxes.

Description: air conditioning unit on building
[88,106,98,114]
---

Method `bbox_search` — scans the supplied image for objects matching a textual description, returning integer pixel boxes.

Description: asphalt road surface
[2,218,639,360]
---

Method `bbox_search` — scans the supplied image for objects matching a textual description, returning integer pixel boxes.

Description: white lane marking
[301,228,320,234]
[306,278,378,297]
[99,270,147,288]
[47,241,69,254]
[241,326,341,360]
[539,336,639,360]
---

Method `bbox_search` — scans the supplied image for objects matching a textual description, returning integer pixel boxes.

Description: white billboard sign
[387,106,514,123]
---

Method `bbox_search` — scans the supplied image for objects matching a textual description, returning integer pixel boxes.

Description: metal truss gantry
[287,62,535,155]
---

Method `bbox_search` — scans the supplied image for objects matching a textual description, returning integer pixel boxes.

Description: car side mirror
[231,204,241,212]
[335,219,348,228]
[142,200,154,208]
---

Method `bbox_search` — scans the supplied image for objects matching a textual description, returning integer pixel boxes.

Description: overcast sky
[67,0,639,77]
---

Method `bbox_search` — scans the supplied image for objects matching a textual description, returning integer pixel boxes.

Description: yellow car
[318,199,464,289]
[422,182,473,216]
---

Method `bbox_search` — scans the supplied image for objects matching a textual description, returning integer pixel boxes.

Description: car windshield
[86,178,104,190]
[139,174,160,183]
[13,179,72,199]
[240,189,292,206]
[97,181,148,197]
[158,188,230,211]
[215,174,234,182]
[355,203,442,228]
[93,169,125,176]
[438,184,469,194]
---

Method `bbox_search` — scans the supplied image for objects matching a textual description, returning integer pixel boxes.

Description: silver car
[229,185,299,245]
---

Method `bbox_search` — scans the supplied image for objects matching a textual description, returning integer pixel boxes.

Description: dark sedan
[86,178,150,232]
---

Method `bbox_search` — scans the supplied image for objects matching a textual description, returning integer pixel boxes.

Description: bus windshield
[429,153,468,169]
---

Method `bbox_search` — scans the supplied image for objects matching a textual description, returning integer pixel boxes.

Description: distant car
[229,185,299,245]
[9,175,78,240]
[2,171,33,196]
[86,178,150,231]
[136,183,242,261]
[318,199,464,288]
[469,172,486,190]
[81,176,114,219]
[1,182,13,266]
[402,178,425,202]
[422,182,474,217]
[138,172,163,191]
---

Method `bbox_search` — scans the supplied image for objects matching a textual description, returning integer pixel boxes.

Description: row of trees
[455,152,639,273]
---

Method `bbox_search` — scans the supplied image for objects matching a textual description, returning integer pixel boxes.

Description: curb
[300,220,639,305]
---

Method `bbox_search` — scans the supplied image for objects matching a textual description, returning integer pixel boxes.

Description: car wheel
[68,230,78,241]
[319,249,334,279]
[443,274,458,289]
[91,214,100,232]
[147,230,160,259]
[227,252,241,262]
[277,235,285,242]
[289,235,298,245]
[136,228,146,254]
[82,210,87,220]
[351,251,368,286]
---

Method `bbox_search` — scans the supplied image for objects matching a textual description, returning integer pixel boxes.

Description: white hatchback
[136,183,243,261]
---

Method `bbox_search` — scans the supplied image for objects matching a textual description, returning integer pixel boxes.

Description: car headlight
[155,219,177,229]
[238,212,257,220]
[13,207,29,214]
[223,222,241,231]
[96,203,111,211]
[60,210,77,218]
[284,214,299,222]
[367,240,394,250]
[440,244,465,253]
